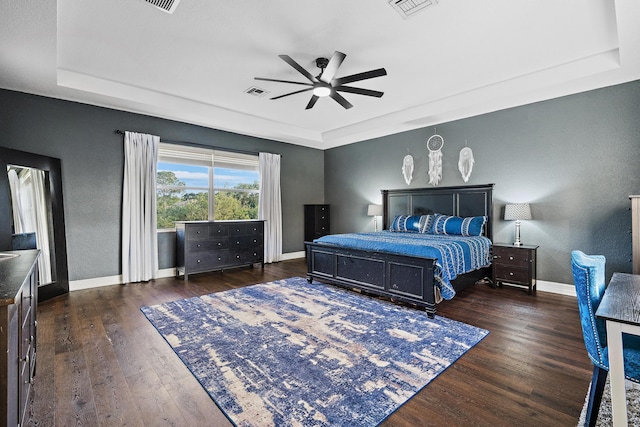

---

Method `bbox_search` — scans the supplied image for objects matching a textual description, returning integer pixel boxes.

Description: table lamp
[367,204,383,232]
[504,203,532,246]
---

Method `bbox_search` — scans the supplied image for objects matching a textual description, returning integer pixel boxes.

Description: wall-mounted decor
[427,133,444,186]
[458,146,474,182]
[402,154,414,185]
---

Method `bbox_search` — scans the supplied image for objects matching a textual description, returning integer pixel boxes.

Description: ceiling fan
[255,51,387,110]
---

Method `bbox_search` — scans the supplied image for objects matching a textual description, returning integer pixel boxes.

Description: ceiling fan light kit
[255,51,387,110]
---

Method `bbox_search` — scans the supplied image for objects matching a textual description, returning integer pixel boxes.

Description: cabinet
[304,205,330,242]
[0,249,39,427]
[176,221,264,280]
[492,244,538,295]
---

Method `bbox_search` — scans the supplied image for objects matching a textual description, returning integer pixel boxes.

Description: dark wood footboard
[306,242,438,317]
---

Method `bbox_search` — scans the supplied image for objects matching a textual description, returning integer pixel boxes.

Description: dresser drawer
[186,251,228,271]
[493,247,531,267]
[494,266,529,284]
[187,238,227,252]
[233,222,263,235]
[229,234,264,248]
[229,247,263,264]
[186,223,228,240]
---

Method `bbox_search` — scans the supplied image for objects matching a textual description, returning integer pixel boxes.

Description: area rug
[141,277,489,427]
[578,378,640,426]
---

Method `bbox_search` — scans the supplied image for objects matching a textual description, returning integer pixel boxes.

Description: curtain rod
[114,130,280,158]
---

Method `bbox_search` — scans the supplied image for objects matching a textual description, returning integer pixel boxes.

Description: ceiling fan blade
[320,51,346,84]
[255,77,313,87]
[332,68,387,86]
[270,87,313,100]
[330,91,353,109]
[334,86,384,98]
[305,95,320,110]
[279,55,317,83]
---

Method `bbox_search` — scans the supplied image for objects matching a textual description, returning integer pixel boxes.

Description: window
[156,143,259,229]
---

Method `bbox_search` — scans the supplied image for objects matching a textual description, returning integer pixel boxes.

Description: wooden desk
[595,272,640,426]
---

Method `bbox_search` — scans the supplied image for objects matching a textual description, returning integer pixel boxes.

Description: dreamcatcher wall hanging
[458,141,475,182]
[427,132,444,186]
[402,154,414,185]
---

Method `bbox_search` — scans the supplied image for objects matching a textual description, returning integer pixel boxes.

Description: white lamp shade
[367,204,383,216]
[504,203,532,221]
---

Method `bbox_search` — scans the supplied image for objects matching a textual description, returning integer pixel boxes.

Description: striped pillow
[390,214,437,233]
[432,214,487,236]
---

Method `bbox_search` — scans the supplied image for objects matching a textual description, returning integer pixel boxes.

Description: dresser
[492,243,538,295]
[176,221,264,280]
[304,205,330,243]
[0,249,39,427]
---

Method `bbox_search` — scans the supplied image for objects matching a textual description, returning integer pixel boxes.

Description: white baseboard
[69,274,123,291]
[537,280,576,297]
[280,251,305,260]
[69,252,307,291]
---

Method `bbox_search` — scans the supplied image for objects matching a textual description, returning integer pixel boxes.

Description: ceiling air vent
[144,0,181,14]
[389,0,438,19]
[245,86,269,98]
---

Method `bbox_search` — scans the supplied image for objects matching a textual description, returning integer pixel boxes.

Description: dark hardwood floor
[28,259,591,426]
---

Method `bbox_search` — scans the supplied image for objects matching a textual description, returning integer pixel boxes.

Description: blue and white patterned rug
[141,277,489,426]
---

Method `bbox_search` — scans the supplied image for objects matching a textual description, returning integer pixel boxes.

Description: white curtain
[7,169,26,233]
[258,152,282,263]
[30,169,53,284]
[122,131,159,283]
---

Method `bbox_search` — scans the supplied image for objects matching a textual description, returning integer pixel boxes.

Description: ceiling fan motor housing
[315,57,329,70]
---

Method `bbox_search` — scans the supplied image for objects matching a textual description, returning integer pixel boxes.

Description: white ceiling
[1,0,639,150]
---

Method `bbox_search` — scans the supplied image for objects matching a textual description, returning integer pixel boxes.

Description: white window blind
[158,142,259,170]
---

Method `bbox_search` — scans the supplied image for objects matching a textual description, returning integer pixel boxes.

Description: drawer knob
[197,231,201,234]
[236,255,241,259]
[197,244,201,248]
[509,272,514,276]
[509,256,514,260]
[197,259,201,263]
[217,242,222,246]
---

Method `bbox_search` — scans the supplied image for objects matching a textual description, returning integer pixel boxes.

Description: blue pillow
[390,214,436,233]
[432,215,487,236]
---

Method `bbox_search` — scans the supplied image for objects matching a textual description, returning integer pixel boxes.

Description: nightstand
[492,243,538,295]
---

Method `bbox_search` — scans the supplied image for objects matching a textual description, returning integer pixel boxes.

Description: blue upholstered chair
[571,250,640,426]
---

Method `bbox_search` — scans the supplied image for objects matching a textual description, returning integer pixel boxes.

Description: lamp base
[512,220,523,247]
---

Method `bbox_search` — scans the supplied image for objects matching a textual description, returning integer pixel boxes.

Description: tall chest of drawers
[176,220,265,280]
[304,204,330,242]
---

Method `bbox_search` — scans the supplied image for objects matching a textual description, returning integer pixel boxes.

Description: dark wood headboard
[381,184,494,240]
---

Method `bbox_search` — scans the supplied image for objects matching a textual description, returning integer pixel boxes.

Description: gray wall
[0,89,324,281]
[325,80,640,285]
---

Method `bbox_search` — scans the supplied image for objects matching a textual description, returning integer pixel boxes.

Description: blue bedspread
[313,231,492,300]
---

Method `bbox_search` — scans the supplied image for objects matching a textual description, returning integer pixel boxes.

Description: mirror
[0,147,69,301]
[7,165,55,285]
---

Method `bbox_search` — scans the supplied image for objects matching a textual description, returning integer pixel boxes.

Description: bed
[305,184,494,317]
